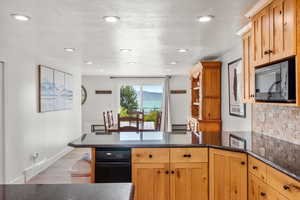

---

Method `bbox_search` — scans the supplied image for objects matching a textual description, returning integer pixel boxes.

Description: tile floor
[28,148,91,184]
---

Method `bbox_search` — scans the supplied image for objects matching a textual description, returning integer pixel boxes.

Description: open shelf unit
[190,61,222,132]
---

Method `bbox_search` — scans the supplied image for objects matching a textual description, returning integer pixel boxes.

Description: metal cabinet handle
[252,166,258,170]
[165,171,169,175]
[260,192,266,196]
[171,170,175,174]
[183,154,192,158]
[283,185,290,190]
[241,161,246,165]
[149,154,153,158]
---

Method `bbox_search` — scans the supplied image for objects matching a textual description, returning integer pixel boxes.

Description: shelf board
[193,102,200,106]
[193,87,200,90]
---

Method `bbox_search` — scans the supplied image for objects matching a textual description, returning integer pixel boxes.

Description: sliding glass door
[120,85,163,129]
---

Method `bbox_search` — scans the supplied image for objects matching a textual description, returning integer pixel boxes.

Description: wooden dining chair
[110,110,114,127]
[128,110,144,130]
[103,112,108,131]
[118,113,139,132]
[155,111,162,131]
[107,111,112,128]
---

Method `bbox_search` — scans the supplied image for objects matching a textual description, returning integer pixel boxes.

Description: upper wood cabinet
[242,31,255,103]
[252,7,270,67]
[269,0,296,61]
[251,0,296,67]
[209,148,247,200]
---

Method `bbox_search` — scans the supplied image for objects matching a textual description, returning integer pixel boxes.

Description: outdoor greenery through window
[120,85,163,122]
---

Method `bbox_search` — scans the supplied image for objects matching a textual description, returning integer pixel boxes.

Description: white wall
[82,75,190,133]
[220,43,252,131]
[169,76,190,124]
[0,62,4,184]
[0,25,82,183]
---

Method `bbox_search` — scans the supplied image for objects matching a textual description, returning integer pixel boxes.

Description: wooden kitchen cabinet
[132,148,209,200]
[242,31,255,103]
[252,7,270,67]
[209,148,247,200]
[269,0,296,62]
[267,165,300,200]
[251,0,296,67]
[132,163,170,200]
[249,173,288,200]
[170,163,208,200]
[190,61,222,131]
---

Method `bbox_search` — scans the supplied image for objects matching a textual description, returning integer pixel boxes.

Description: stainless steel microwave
[255,58,296,102]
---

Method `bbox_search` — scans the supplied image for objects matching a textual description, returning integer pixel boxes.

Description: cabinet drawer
[132,148,169,163]
[170,148,208,163]
[248,156,267,182]
[267,166,300,200]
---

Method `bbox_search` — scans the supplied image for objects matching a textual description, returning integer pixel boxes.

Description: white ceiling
[0,0,257,76]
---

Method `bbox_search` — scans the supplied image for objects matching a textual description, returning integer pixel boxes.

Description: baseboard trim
[9,146,73,184]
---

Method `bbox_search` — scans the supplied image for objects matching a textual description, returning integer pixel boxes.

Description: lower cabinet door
[249,174,288,200]
[170,163,208,200]
[132,163,170,200]
[209,149,247,200]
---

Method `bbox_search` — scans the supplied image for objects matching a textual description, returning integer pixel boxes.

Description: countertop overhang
[68,131,300,182]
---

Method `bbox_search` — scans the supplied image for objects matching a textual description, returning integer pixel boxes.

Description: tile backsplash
[253,104,300,145]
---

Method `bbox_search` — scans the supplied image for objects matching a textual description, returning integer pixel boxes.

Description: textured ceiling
[0,0,257,75]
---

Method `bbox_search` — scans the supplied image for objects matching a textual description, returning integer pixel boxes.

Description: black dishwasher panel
[95,162,131,183]
[95,148,131,183]
[96,149,131,162]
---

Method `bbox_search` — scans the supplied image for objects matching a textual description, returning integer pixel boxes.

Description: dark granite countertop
[0,183,134,200]
[68,131,300,182]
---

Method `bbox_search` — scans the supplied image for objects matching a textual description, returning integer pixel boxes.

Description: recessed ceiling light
[165,68,172,72]
[85,61,93,65]
[170,61,178,65]
[11,14,31,21]
[120,49,132,53]
[103,16,120,23]
[197,15,214,23]
[177,48,188,53]
[127,62,136,65]
[64,48,75,52]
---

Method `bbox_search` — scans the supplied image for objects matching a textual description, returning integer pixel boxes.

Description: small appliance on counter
[255,57,296,103]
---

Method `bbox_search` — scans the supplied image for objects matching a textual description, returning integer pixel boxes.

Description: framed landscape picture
[228,58,246,118]
[39,65,73,112]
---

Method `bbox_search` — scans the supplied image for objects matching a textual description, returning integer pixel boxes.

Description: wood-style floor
[28,148,91,184]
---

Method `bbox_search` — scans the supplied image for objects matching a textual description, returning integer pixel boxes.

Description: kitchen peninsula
[69,131,300,200]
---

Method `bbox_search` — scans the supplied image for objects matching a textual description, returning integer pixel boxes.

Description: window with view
[120,85,163,125]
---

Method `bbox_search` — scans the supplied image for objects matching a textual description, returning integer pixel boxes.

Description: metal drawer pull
[171,170,175,174]
[252,166,258,170]
[283,185,290,190]
[260,192,266,196]
[241,161,246,165]
[283,184,300,191]
[183,154,192,158]
[165,171,169,174]
[149,154,153,158]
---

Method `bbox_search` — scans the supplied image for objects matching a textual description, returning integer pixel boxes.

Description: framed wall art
[228,58,246,118]
[38,65,73,112]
